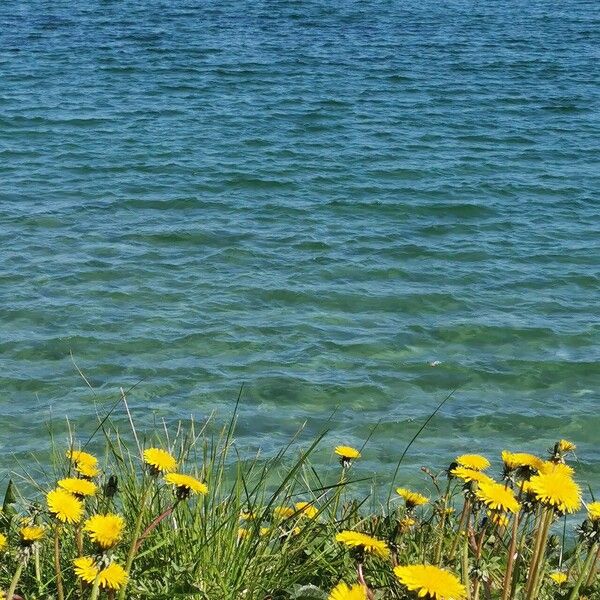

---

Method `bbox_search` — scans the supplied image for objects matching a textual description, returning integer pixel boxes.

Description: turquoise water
[1,1,599,487]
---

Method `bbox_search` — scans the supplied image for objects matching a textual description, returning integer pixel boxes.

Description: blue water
[1,1,599,488]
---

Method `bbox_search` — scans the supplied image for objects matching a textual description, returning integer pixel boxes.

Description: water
[1,0,599,489]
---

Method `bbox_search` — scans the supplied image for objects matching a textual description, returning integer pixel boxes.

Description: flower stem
[568,543,599,600]
[89,574,101,600]
[525,508,552,600]
[6,559,24,600]
[450,497,471,561]
[54,525,65,600]
[584,544,600,588]
[501,511,519,600]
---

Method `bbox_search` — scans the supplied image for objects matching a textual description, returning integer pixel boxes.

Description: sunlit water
[1,0,599,490]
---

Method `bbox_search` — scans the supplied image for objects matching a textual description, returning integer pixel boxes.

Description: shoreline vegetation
[0,402,598,600]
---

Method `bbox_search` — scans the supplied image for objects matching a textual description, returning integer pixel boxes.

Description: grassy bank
[0,403,598,600]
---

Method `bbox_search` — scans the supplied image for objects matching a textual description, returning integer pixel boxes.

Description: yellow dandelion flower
[450,467,494,485]
[143,448,177,474]
[519,480,535,496]
[399,516,416,531]
[20,525,45,543]
[0,532,6,551]
[83,514,125,549]
[76,460,100,478]
[557,440,576,453]
[67,450,98,467]
[238,528,249,539]
[549,571,568,585]
[335,446,361,460]
[475,481,520,513]
[58,478,97,498]
[528,471,581,513]
[260,526,271,536]
[47,488,84,524]
[273,506,295,519]
[295,501,319,519]
[488,511,509,528]
[539,461,574,477]
[396,487,429,509]
[394,564,466,600]
[240,509,256,520]
[164,473,208,499]
[587,502,600,521]
[73,557,128,590]
[501,451,544,472]
[329,582,366,600]
[456,454,490,471]
[335,530,389,558]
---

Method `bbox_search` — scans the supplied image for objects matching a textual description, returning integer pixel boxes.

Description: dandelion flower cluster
[394,564,466,600]
[329,582,366,600]
[528,470,581,513]
[83,513,125,549]
[164,473,208,499]
[335,530,389,558]
[73,557,128,590]
[475,481,520,513]
[47,488,84,524]
[455,454,490,471]
[143,447,177,474]
[20,525,45,544]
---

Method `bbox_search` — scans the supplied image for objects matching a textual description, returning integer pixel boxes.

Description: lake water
[1,0,599,489]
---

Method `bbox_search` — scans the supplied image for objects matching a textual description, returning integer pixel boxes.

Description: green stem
[568,543,599,600]
[525,508,552,600]
[89,573,101,600]
[450,497,472,561]
[462,537,471,600]
[6,559,24,600]
[117,484,150,600]
[501,511,519,600]
[584,544,600,588]
[54,525,65,600]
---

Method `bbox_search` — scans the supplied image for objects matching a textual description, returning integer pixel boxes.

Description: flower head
[394,564,466,600]
[164,473,208,499]
[556,440,576,453]
[67,450,99,478]
[450,467,494,485]
[488,511,509,528]
[335,445,361,467]
[0,532,6,551]
[475,481,520,513]
[549,571,568,585]
[587,501,600,521]
[501,451,544,473]
[295,501,318,519]
[73,557,128,590]
[58,478,97,498]
[83,514,125,549]
[396,487,428,509]
[528,471,581,513]
[455,454,490,471]
[539,461,574,477]
[143,448,177,474]
[335,530,389,558]
[47,488,84,524]
[273,506,295,520]
[329,582,366,600]
[20,525,45,544]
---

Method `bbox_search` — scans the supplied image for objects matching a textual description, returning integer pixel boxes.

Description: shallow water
[0,0,599,489]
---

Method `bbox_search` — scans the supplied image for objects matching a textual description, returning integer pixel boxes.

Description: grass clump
[0,410,598,600]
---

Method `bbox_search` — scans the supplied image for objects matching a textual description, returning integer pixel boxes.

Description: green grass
[0,401,598,600]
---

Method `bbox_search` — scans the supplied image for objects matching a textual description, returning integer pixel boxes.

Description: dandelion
[295,501,319,519]
[549,571,568,585]
[143,448,177,474]
[475,481,520,513]
[528,471,581,514]
[0,532,6,550]
[396,487,429,509]
[84,514,125,549]
[73,557,128,590]
[455,454,490,471]
[238,528,249,540]
[335,530,389,558]
[335,445,361,467]
[587,501,600,521]
[501,451,544,474]
[450,466,493,485]
[539,461,574,477]
[556,439,576,453]
[394,564,466,600]
[67,450,100,478]
[58,477,97,498]
[47,488,84,524]
[273,506,295,520]
[399,516,416,532]
[260,527,271,536]
[19,525,45,544]
[164,473,208,499]
[488,511,509,528]
[329,582,366,600]
[240,509,256,520]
